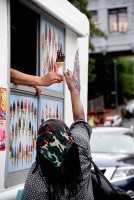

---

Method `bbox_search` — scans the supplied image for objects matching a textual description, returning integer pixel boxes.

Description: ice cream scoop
[56,50,65,62]
[56,50,65,73]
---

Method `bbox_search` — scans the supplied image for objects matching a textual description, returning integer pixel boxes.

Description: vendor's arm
[10,68,63,86]
[64,69,85,121]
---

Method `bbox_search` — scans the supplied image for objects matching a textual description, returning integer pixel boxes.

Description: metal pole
[114,61,118,113]
[133,62,134,99]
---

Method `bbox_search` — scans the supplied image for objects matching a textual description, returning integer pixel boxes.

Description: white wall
[0,0,8,86]
[0,0,8,190]
[32,0,89,37]
[64,28,89,126]
[64,28,77,126]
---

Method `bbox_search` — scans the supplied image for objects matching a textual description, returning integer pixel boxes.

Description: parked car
[90,127,134,196]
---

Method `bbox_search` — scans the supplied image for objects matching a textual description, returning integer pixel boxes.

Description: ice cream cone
[56,50,65,74]
[56,62,64,74]
[56,61,64,68]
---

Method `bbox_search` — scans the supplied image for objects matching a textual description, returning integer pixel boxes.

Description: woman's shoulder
[69,119,92,150]
[70,119,92,134]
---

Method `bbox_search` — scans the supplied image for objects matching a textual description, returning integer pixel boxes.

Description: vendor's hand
[34,86,41,97]
[40,72,63,86]
[64,69,75,91]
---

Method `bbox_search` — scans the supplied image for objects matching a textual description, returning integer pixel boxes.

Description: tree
[68,0,106,83]
[88,56,115,107]
[68,0,106,45]
[88,58,96,83]
[115,57,134,103]
[68,1,134,107]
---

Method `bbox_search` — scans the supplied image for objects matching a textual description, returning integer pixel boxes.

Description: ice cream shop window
[11,0,37,75]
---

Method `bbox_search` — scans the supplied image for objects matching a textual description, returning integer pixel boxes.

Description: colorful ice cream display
[56,50,65,73]
[41,19,65,91]
[40,99,63,124]
[9,95,37,172]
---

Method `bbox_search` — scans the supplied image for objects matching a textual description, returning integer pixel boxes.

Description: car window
[91,132,134,154]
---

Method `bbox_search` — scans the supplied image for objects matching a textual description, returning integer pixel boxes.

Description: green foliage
[68,0,106,84]
[88,58,96,83]
[88,56,134,106]
[88,57,115,107]
[120,73,134,97]
[89,18,107,40]
[68,1,134,105]
[68,0,88,10]
[115,57,134,102]
[68,0,107,45]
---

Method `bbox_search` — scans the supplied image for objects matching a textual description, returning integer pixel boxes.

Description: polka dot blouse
[21,120,94,200]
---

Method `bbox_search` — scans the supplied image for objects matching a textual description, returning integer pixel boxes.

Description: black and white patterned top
[22,120,94,200]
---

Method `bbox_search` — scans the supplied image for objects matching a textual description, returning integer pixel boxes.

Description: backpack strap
[89,156,118,193]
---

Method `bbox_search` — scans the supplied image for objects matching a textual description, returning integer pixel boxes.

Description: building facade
[88,0,134,55]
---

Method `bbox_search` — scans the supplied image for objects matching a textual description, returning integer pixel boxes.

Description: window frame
[108,7,128,33]
[90,10,99,27]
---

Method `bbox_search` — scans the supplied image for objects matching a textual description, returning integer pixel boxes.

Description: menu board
[8,95,37,172]
[40,18,65,92]
[40,98,63,125]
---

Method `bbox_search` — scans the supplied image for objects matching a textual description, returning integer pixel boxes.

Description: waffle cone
[56,61,64,68]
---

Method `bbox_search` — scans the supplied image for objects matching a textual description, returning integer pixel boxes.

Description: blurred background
[68,1,134,196]
[68,0,134,129]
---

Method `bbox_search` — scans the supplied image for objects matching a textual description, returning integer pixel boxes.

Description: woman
[22,70,94,200]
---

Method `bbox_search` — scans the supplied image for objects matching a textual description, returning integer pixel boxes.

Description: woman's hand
[64,69,75,91]
[64,69,85,120]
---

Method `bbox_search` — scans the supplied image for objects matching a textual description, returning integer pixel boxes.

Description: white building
[88,0,134,55]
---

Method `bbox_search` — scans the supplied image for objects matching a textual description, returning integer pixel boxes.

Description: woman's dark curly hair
[32,142,83,199]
